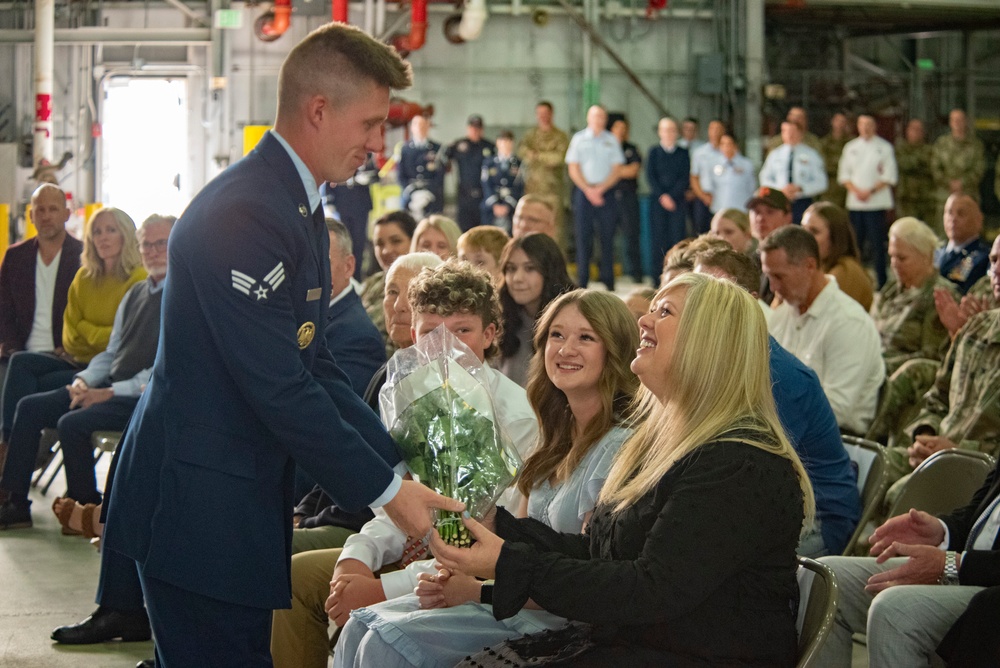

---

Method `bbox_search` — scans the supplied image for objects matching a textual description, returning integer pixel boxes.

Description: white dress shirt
[338,364,539,599]
[838,135,899,211]
[768,276,885,434]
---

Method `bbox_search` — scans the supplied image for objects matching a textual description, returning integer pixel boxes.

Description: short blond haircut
[711,208,750,235]
[277,23,412,116]
[457,226,509,265]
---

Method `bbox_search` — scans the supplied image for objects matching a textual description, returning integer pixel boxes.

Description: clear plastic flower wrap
[380,324,522,546]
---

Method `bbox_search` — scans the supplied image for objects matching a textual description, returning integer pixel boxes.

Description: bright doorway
[100,78,190,225]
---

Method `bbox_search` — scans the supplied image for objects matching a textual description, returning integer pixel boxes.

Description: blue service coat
[325,288,385,397]
[103,132,401,610]
[936,238,991,295]
[398,140,445,214]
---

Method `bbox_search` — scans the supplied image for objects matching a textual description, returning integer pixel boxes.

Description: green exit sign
[214,9,242,29]
[917,58,935,71]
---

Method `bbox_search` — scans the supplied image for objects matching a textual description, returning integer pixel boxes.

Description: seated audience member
[325,219,385,396]
[622,286,656,321]
[360,210,417,358]
[0,214,171,529]
[934,255,999,339]
[0,207,146,457]
[802,201,874,311]
[815,458,1000,668]
[511,194,557,239]
[332,289,639,668]
[695,247,861,556]
[936,193,989,295]
[291,252,443,556]
[497,233,573,388]
[881,268,1000,491]
[457,225,509,281]
[271,260,538,668]
[0,184,82,389]
[410,214,461,260]
[762,225,885,434]
[710,207,755,255]
[387,273,812,666]
[872,217,958,374]
[659,234,729,287]
[746,186,793,303]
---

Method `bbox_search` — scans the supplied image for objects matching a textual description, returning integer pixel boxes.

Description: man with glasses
[511,194,557,239]
[0,215,173,529]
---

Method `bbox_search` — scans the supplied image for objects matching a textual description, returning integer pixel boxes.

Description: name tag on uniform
[306,288,322,301]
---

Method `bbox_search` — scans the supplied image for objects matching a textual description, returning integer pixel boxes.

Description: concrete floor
[0,457,154,668]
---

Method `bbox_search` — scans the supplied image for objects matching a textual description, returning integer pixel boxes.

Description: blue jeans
[573,188,619,290]
[1,351,78,441]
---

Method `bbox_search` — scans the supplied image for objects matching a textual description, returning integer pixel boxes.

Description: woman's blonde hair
[410,215,462,257]
[518,289,639,496]
[711,208,750,235]
[81,207,142,282]
[599,273,814,531]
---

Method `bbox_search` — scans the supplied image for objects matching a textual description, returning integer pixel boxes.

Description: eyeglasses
[140,240,168,253]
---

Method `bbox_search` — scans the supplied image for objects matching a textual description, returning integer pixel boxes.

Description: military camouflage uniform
[517,126,570,226]
[895,138,936,225]
[968,274,997,301]
[930,133,986,234]
[880,310,1000,489]
[818,133,849,207]
[871,274,959,375]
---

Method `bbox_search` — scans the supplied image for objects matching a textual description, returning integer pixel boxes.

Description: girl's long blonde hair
[599,273,815,531]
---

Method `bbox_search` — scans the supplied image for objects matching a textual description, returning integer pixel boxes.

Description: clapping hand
[864,543,947,593]
[869,508,945,559]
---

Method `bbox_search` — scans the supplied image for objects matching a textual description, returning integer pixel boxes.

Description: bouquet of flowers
[380,324,522,546]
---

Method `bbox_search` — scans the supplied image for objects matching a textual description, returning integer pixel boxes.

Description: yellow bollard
[83,202,103,224]
[0,203,9,261]
[243,126,271,156]
[24,205,36,240]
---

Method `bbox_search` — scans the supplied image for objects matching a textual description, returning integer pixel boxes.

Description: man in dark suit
[102,23,461,668]
[815,460,1000,667]
[935,193,989,295]
[0,184,82,390]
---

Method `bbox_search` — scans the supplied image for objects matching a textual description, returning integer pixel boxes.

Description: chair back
[886,449,996,519]
[841,435,889,555]
[796,556,839,668]
[91,431,123,453]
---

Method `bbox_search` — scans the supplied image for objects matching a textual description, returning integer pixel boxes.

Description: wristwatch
[940,551,960,586]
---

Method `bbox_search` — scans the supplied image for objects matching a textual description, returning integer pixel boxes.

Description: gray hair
[759,225,819,265]
[386,252,443,284]
[139,214,176,234]
[889,217,940,259]
[326,218,353,256]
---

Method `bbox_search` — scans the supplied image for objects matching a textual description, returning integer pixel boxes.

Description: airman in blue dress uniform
[398,114,445,217]
[480,130,523,233]
[102,24,460,668]
[321,155,377,281]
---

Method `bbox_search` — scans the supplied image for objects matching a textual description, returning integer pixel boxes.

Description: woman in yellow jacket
[0,207,145,448]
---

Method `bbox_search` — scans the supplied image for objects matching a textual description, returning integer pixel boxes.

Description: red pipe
[391,0,427,52]
[332,0,348,23]
[260,0,291,38]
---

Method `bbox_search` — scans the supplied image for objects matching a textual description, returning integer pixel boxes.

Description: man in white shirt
[759,120,828,225]
[838,114,898,287]
[565,104,625,290]
[761,225,885,434]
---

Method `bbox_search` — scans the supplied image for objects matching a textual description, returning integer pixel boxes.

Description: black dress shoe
[51,606,151,644]
[137,660,155,668]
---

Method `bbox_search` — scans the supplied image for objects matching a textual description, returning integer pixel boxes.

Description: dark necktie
[787,148,795,184]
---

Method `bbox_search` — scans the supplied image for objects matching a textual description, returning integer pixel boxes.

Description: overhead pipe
[255,0,292,42]
[457,0,488,41]
[332,0,349,23]
[33,0,54,169]
[391,0,427,54]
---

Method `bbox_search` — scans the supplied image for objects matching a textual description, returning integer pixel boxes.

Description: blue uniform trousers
[0,386,137,503]
[1,351,78,440]
[572,188,618,290]
[649,200,688,270]
[691,198,712,235]
[139,570,274,668]
[616,189,643,281]
[97,547,147,611]
[791,197,813,226]
[850,209,888,288]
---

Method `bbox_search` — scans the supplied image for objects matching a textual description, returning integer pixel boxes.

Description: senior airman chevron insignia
[231,262,286,301]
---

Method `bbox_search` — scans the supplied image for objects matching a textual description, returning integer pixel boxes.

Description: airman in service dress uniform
[398,114,445,217]
[480,130,523,233]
